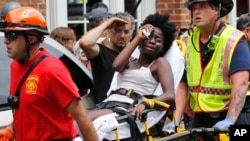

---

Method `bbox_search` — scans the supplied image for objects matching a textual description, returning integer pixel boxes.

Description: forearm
[175,82,189,120]
[79,23,108,47]
[226,85,247,122]
[76,115,98,141]
[227,71,249,122]
[74,106,98,140]
[112,36,141,72]
[66,99,98,141]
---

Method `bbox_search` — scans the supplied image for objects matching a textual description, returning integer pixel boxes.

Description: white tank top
[115,66,158,96]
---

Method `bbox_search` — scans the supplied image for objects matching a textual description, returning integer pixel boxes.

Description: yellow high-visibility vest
[184,25,249,112]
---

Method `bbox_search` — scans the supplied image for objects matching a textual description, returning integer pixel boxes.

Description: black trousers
[190,110,250,141]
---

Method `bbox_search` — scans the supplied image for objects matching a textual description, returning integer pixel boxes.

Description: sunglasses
[4,31,22,41]
[111,28,132,35]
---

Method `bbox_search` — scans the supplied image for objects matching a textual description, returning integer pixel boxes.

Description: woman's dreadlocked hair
[140,12,176,57]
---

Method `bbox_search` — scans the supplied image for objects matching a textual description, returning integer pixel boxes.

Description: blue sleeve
[229,38,250,75]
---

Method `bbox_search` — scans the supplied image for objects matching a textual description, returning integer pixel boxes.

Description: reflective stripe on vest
[189,86,230,95]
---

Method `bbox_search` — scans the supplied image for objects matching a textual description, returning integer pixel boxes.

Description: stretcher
[94,98,229,141]
[93,99,172,141]
[105,118,229,141]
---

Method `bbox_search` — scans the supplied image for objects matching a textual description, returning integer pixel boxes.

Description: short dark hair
[237,13,250,31]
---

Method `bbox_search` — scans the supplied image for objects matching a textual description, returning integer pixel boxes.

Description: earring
[106,36,111,42]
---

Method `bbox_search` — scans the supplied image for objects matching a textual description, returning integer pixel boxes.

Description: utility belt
[195,111,227,119]
[52,134,80,141]
[195,107,250,119]
[110,88,141,98]
[96,88,142,110]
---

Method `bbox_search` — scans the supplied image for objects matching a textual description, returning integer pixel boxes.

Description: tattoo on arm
[227,87,246,121]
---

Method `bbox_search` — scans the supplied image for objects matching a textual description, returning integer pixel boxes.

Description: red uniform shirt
[9,48,79,141]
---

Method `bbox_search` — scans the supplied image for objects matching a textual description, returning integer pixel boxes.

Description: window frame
[46,0,156,35]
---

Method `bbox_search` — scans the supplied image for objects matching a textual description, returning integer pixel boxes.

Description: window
[228,0,249,28]
[237,0,249,17]
[67,0,101,39]
[67,0,139,40]
[47,0,156,40]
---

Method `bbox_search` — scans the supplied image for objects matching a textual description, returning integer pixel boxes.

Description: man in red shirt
[0,3,98,141]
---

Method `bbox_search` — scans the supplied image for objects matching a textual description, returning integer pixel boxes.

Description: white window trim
[46,0,155,33]
[137,0,156,25]
[46,0,68,32]
[104,0,124,13]
[228,0,250,28]
[46,0,250,32]
[104,0,156,26]
[228,0,237,27]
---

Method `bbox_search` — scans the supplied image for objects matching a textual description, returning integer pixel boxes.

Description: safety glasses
[4,31,22,41]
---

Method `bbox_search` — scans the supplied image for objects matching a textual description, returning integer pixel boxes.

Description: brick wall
[156,0,191,33]
[0,0,46,18]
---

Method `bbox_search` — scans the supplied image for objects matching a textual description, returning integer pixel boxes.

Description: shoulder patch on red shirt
[26,75,39,94]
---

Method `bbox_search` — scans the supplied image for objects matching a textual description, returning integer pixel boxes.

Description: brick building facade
[0,0,46,17]
[0,0,191,31]
[156,0,191,30]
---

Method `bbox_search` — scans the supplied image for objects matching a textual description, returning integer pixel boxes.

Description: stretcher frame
[108,99,230,141]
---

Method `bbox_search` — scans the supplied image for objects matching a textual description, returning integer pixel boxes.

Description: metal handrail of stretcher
[156,127,229,141]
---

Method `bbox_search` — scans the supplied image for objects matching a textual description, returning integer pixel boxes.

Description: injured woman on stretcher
[87,13,182,140]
